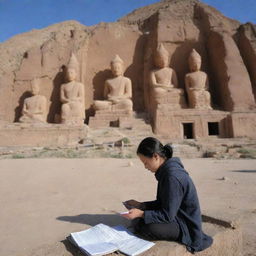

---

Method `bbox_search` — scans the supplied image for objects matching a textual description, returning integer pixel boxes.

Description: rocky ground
[0,157,255,256]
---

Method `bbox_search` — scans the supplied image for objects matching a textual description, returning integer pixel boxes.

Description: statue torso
[186,71,207,90]
[154,67,174,86]
[62,81,83,100]
[25,95,46,112]
[105,76,130,97]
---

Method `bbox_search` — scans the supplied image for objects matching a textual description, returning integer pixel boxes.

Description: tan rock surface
[0,158,255,256]
[0,0,255,136]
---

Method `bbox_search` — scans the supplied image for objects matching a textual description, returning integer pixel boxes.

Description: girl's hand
[121,208,144,220]
[123,200,145,210]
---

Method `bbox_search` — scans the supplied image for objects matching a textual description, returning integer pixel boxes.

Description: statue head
[110,55,124,77]
[188,49,201,72]
[66,68,77,82]
[154,43,169,68]
[66,53,79,81]
[31,79,40,95]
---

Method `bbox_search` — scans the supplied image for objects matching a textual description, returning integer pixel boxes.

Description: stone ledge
[139,215,242,256]
[23,215,242,256]
[0,124,88,147]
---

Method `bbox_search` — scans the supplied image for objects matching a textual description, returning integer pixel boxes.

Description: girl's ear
[153,153,159,160]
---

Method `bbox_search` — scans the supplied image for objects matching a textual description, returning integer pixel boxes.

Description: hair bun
[163,144,173,159]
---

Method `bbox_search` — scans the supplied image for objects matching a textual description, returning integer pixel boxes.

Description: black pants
[132,218,180,241]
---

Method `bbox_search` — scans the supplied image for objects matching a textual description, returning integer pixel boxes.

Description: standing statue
[60,53,85,125]
[150,43,185,105]
[19,79,47,123]
[185,49,212,109]
[93,55,133,112]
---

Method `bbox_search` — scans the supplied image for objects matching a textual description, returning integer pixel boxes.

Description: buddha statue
[185,49,212,109]
[93,55,133,112]
[19,79,47,123]
[60,53,85,125]
[150,43,185,106]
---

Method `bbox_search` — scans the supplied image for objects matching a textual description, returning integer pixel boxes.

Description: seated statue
[60,53,85,125]
[185,49,212,109]
[150,43,184,105]
[19,79,47,123]
[93,55,133,112]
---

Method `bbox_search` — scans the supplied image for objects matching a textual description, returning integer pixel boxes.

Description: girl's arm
[144,176,183,224]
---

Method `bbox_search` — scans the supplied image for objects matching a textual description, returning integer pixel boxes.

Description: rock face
[0,0,255,139]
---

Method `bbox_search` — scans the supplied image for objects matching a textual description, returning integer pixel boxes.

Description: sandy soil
[0,158,255,256]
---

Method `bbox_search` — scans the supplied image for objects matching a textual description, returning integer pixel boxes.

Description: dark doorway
[208,122,219,136]
[183,123,194,139]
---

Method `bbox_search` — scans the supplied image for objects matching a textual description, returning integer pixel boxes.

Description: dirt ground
[0,158,255,256]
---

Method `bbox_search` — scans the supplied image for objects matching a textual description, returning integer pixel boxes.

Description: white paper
[119,211,129,215]
[70,223,155,256]
[113,225,155,256]
[80,242,117,256]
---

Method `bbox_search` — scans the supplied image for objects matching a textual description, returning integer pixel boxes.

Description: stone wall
[0,0,255,139]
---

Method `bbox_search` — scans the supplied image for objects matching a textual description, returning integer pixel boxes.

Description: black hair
[136,137,173,159]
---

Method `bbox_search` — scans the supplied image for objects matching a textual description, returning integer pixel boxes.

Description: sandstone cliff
[0,0,255,123]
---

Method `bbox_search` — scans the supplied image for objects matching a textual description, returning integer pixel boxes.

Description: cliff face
[0,0,255,122]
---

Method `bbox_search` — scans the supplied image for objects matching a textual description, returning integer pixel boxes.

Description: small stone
[220,176,229,181]
[128,161,134,167]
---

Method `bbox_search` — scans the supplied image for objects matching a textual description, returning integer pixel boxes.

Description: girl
[122,137,212,253]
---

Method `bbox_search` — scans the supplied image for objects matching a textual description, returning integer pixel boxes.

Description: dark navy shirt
[143,157,213,252]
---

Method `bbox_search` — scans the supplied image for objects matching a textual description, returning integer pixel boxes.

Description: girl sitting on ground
[122,137,213,253]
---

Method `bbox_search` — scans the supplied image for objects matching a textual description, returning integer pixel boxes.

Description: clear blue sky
[0,0,255,43]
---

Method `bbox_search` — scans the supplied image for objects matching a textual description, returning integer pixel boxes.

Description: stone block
[229,112,256,138]
[89,110,133,129]
[0,123,88,147]
[153,109,230,139]
[140,215,242,256]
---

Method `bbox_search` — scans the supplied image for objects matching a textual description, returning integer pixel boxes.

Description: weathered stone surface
[229,112,256,138]
[0,21,90,123]
[19,215,242,256]
[0,124,88,147]
[139,219,242,256]
[153,109,230,139]
[0,0,255,140]
[207,31,255,111]
[237,23,256,102]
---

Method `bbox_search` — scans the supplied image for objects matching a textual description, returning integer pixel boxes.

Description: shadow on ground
[57,213,129,226]
[230,170,256,173]
[61,239,83,256]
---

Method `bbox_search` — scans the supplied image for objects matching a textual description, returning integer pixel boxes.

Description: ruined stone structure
[0,0,256,145]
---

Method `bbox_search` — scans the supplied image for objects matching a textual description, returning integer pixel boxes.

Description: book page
[71,224,120,246]
[70,224,154,256]
[117,237,155,256]
[80,242,117,256]
[112,225,155,256]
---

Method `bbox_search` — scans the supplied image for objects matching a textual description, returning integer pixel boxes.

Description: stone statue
[60,53,85,125]
[19,79,47,123]
[150,43,185,106]
[93,55,133,112]
[185,49,212,109]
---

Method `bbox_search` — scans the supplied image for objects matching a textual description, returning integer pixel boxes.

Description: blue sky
[0,0,255,42]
